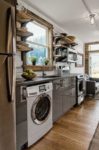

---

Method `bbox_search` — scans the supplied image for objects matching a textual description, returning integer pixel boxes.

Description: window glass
[89,44,99,51]
[89,52,99,78]
[26,21,49,65]
[26,22,47,46]
[26,45,48,65]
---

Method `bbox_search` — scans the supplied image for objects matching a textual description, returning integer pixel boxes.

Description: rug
[88,123,99,150]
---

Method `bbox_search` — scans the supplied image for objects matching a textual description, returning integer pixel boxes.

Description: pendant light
[89,14,95,25]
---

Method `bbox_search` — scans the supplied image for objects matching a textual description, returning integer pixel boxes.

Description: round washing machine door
[31,93,51,125]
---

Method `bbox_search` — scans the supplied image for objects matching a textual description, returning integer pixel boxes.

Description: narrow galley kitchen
[1,0,99,150]
[28,99,99,150]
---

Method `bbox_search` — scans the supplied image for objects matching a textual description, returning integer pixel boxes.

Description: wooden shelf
[16,10,33,23]
[16,28,33,38]
[54,36,78,47]
[54,55,61,57]
[17,41,33,52]
[68,48,77,54]
[53,34,78,63]
[67,60,77,63]
[17,17,32,24]
[24,65,54,71]
[54,44,67,50]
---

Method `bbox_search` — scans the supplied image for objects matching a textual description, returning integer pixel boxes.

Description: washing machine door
[31,93,51,125]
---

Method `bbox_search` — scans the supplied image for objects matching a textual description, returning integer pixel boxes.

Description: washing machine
[26,82,53,147]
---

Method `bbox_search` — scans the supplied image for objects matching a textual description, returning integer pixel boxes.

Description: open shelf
[54,36,78,47]
[67,60,77,63]
[53,34,78,64]
[17,17,32,24]
[16,28,33,38]
[17,41,33,52]
[54,54,61,57]
[16,10,33,23]
[68,48,77,54]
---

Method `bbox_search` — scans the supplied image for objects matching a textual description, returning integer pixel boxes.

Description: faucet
[42,65,46,77]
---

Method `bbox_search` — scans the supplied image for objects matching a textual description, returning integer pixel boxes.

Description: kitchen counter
[16,74,78,86]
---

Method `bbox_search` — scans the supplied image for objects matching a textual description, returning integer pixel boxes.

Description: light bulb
[90,14,95,25]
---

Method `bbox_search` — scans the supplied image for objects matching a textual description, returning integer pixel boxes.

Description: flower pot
[45,62,48,65]
[32,62,36,65]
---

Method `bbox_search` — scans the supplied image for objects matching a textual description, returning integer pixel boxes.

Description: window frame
[85,42,99,76]
[23,9,54,71]
[89,51,99,78]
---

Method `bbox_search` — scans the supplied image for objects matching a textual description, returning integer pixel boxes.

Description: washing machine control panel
[39,84,47,92]
[27,82,53,97]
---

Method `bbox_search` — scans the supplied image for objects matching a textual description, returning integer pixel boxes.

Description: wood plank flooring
[28,99,99,150]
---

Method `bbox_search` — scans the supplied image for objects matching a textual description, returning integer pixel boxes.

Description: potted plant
[44,58,49,65]
[31,56,37,65]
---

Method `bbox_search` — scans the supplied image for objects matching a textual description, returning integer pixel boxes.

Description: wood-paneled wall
[85,42,99,74]
[85,44,89,74]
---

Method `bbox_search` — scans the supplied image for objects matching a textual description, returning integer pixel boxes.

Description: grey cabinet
[53,77,76,123]
[53,80,63,122]
[62,89,72,113]
[62,87,76,114]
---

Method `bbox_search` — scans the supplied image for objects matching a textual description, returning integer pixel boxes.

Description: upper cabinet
[53,33,78,63]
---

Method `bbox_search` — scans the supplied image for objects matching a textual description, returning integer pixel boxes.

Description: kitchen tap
[42,65,46,77]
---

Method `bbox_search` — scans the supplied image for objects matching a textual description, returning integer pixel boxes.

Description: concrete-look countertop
[16,74,78,87]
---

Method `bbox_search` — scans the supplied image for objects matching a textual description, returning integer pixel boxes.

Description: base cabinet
[62,88,76,114]
[53,81,63,122]
[53,77,76,123]
[53,94,63,122]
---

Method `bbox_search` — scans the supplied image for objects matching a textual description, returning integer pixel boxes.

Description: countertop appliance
[26,82,53,147]
[76,75,85,105]
[0,0,16,150]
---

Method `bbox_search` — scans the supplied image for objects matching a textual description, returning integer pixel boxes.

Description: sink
[42,75,60,78]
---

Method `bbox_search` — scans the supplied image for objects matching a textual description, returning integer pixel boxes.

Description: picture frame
[75,53,84,67]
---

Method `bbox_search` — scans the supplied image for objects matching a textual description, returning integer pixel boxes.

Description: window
[87,43,99,78]
[89,52,99,78]
[89,44,99,51]
[26,21,49,66]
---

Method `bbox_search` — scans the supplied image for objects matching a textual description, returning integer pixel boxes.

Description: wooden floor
[28,99,99,150]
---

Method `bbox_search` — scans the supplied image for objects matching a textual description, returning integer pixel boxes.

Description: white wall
[17,0,85,75]
[17,0,66,33]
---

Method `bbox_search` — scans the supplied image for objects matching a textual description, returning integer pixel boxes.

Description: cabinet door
[53,81,63,122]
[53,93,63,122]
[71,87,76,106]
[62,88,71,114]
[62,87,76,114]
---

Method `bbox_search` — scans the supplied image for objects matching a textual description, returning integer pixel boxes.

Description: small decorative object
[44,58,49,65]
[31,56,37,65]
[22,69,36,80]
